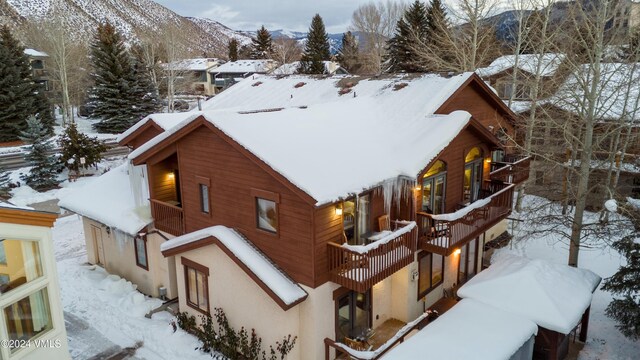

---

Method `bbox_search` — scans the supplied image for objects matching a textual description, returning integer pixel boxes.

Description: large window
[458,238,479,284]
[3,287,52,352]
[418,252,444,299]
[464,147,483,204]
[422,160,446,214]
[182,258,209,314]
[341,194,371,245]
[336,290,371,339]
[0,239,43,295]
[253,189,280,234]
[196,176,211,215]
[134,235,148,270]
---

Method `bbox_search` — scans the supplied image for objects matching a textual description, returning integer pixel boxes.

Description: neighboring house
[210,59,278,91]
[0,202,70,360]
[103,72,532,359]
[272,61,349,76]
[24,48,50,92]
[163,58,222,96]
[476,53,566,102]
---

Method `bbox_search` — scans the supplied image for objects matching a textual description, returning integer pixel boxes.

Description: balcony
[150,199,185,236]
[327,223,418,293]
[417,184,515,256]
[490,155,531,185]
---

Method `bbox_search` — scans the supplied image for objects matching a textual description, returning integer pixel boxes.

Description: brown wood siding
[129,126,163,150]
[420,127,491,213]
[313,204,342,286]
[174,126,315,286]
[149,154,178,203]
[437,83,515,144]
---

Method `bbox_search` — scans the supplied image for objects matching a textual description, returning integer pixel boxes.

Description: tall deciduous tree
[89,22,159,133]
[299,14,331,74]
[228,38,239,61]
[336,31,361,73]
[0,25,54,141]
[386,0,430,72]
[20,116,60,190]
[251,26,273,59]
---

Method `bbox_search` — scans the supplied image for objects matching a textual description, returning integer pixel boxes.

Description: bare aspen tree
[272,38,302,65]
[160,22,190,113]
[350,1,405,74]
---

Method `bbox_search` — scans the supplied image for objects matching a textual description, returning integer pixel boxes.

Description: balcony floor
[369,318,407,350]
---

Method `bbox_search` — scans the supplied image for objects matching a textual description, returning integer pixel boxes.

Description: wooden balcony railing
[150,199,185,236]
[417,184,515,256]
[327,224,418,293]
[490,155,531,185]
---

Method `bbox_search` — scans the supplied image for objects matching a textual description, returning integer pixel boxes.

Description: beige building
[163,58,222,97]
[0,203,70,360]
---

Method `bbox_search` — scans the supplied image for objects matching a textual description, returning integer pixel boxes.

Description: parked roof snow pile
[549,62,640,121]
[201,73,472,113]
[58,164,152,235]
[131,94,474,204]
[476,53,565,78]
[210,59,276,74]
[163,58,220,71]
[383,299,538,360]
[457,252,601,334]
[160,225,308,306]
[24,48,48,57]
[117,113,199,143]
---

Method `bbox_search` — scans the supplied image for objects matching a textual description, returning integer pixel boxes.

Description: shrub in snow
[175,308,297,360]
[58,122,107,176]
[0,165,10,199]
[20,116,61,191]
[602,234,640,340]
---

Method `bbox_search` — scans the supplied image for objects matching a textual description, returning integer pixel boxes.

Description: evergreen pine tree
[58,122,107,175]
[89,22,157,134]
[0,25,54,141]
[251,26,273,59]
[228,38,239,61]
[386,1,430,72]
[336,31,361,74]
[20,116,60,190]
[0,165,10,199]
[602,234,640,340]
[299,14,331,74]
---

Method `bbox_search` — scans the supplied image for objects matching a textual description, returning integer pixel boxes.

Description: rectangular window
[3,287,52,352]
[200,184,210,214]
[134,235,148,270]
[458,238,479,284]
[418,252,444,299]
[0,239,42,295]
[252,189,280,234]
[182,258,209,314]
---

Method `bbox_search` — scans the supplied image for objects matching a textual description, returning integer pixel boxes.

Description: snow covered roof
[383,299,538,360]
[24,48,48,57]
[210,59,277,74]
[58,164,152,236]
[476,53,565,78]
[548,62,640,121]
[117,113,196,144]
[131,102,477,205]
[0,200,34,211]
[457,252,602,334]
[163,58,221,71]
[272,61,344,75]
[160,225,308,309]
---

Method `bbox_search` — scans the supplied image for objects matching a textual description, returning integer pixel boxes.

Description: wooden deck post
[579,306,591,342]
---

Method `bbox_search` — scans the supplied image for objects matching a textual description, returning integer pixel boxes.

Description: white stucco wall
[0,222,70,360]
[81,218,177,299]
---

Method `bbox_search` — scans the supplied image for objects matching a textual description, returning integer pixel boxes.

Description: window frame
[181,257,210,315]
[196,176,211,216]
[134,235,149,271]
[251,189,280,235]
[417,251,444,300]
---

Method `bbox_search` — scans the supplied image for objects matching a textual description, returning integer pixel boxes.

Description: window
[458,238,479,284]
[0,239,43,295]
[182,258,209,314]
[422,160,447,214]
[3,287,52,352]
[464,147,483,204]
[418,252,444,299]
[134,235,148,270]
[252,189,280,234]
[341,194,371,245]
[196,176,211,215]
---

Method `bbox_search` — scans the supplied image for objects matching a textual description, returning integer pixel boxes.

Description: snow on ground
[508,195,640,360]
[54,215,211,360]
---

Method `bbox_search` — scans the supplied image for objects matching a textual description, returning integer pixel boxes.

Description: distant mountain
[0,0,251,56]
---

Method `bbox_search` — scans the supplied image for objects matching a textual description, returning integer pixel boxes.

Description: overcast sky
[154,0,410,33]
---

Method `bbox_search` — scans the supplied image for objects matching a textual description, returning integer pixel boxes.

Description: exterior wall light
[454,248,461,255]
[485,157,492,163]
[335,204,343,216]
